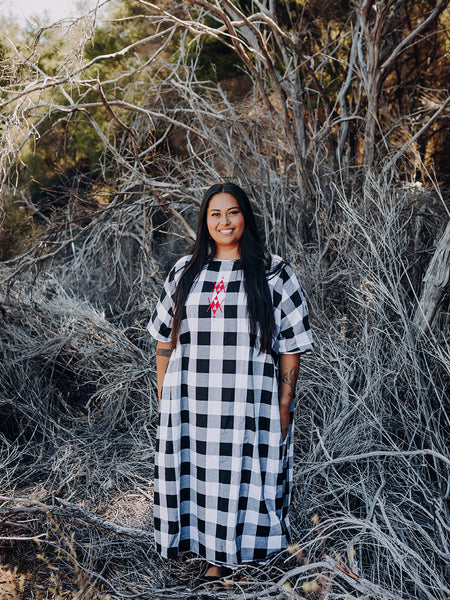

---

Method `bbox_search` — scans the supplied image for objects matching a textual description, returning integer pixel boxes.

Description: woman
[147,183,313,579]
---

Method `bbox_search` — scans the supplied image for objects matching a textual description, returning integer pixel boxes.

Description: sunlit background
[2,0,92,24]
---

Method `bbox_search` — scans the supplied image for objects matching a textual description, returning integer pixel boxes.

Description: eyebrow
[208,205,240,212]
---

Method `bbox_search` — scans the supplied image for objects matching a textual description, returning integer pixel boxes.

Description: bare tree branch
[0,496,153,542]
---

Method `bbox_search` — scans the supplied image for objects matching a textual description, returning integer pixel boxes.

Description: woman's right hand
[155,341,173,408]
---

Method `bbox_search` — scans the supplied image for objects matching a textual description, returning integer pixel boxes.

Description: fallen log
[413,220,450,331]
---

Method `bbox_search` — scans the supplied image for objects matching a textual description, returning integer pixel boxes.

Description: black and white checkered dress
[147,255,313,566]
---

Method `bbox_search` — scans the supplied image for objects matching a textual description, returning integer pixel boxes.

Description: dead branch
[380,0,449,75]
[0,496,153,543]
[383,96,450,173]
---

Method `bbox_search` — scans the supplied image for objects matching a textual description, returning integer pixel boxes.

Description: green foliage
[193,36,247,81]
[83,0,160,74]
[0,202,42,261]
[84,19,130,76]
[275,0,353,28]
[18,109,103,201]
[36,31,65,77]
[11,0,176,197]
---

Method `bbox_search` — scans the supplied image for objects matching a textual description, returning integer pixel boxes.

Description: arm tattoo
[156,348,173,358]
[281,366,299,399]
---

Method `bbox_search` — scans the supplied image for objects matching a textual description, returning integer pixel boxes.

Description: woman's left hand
[281,422,290,441]
[279,353,300,441]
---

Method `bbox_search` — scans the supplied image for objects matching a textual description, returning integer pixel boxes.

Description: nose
[221,213,230,226]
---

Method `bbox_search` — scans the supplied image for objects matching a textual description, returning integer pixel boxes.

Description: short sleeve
[147,256,190,343]
[275,263,313,355]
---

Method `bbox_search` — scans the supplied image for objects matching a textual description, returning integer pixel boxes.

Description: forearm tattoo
[156,348,173,358]
[280,366,299,399]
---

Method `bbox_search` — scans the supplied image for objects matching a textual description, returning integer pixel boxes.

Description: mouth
[219,229,234,235]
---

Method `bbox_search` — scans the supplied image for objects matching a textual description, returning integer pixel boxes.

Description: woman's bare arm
[278,353,300,440]
[156,341,173,408]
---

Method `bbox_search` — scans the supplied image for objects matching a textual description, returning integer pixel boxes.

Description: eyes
[209,209,241,218]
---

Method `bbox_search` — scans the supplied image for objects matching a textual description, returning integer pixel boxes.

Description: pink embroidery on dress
[207,278,228,318]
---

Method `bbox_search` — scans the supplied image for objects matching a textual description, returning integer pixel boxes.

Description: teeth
[220,229,233,234]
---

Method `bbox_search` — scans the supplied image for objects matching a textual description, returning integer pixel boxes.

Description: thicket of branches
[0,1,449,598]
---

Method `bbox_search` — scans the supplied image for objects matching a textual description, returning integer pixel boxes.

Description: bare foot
[204,564,223,579]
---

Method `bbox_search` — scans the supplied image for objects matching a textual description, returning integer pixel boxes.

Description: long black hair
[171,183,282,353]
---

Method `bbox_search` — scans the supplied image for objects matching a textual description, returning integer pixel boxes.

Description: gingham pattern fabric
[147,255,313,566]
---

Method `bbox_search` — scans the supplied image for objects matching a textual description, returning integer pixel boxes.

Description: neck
[214,246,241,260]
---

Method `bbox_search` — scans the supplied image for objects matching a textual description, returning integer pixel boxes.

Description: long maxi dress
[147,255,313,567]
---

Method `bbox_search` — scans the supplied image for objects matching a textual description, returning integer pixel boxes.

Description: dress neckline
[210,257,242,270]
[211,257,240,262]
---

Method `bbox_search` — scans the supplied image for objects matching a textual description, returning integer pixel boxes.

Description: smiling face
[206,192,245,259]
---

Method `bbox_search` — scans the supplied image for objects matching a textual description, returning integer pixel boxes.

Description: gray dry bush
[0,173,449,600]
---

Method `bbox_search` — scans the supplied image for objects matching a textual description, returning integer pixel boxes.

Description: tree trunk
[359,0,395,168]
[414,220,450,331]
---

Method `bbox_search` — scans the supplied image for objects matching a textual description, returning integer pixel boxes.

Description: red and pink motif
[207,278,228,318]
